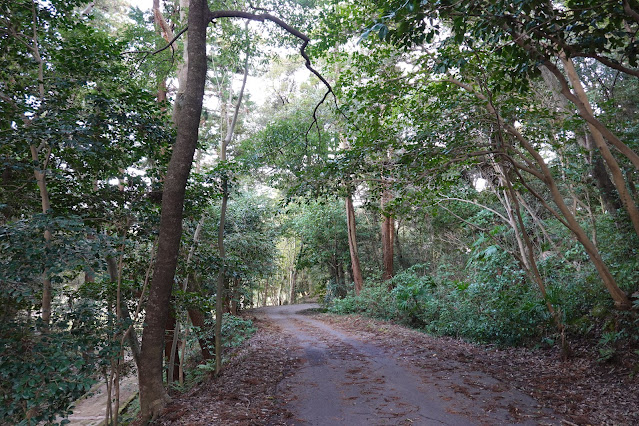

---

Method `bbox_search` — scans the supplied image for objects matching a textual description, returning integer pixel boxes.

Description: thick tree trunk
[138,0,208,420]
[381,190,394,282]
[345,195,364,295]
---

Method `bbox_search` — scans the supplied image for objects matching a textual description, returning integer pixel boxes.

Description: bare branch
[436,195,510,224]
[207,10,340,136]
[511,167,570,229]
[436,202,526,266]
[152,26,188,56]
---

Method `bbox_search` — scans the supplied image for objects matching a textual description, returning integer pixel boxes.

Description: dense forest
[1,0,638,423]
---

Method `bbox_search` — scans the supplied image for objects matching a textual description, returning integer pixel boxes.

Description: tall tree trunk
[215,26,250,374]
[32,145,52,325]
[138,0,209,420]
[26,6,53,326]
[289,268,298,304]
[381,190,394,282]
[345,195,364,295]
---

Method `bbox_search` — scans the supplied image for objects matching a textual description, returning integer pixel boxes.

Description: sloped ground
[151,304,638,425]
[66,374,138,425]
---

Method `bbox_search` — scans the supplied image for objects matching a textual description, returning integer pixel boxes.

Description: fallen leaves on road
[152,310,638,426]
[317,314,639,426]
[153,316,302,425]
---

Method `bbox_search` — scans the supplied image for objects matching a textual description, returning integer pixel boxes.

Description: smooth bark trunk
[215,30,250,374]
[560,56,639,237]
[381,190,394,282]
[448,77,632,309]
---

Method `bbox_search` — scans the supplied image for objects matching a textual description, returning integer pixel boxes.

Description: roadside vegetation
[2,0,639,424]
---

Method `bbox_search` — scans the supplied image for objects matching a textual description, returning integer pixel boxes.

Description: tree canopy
[1,0,639,423]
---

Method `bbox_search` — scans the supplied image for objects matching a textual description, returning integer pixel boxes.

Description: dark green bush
[0,305,113,425]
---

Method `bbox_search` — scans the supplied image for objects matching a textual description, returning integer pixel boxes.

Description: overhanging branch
[208,10,340,136]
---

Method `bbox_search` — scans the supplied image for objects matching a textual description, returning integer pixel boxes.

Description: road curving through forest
[258,303,560,425]
[156,302,639,425]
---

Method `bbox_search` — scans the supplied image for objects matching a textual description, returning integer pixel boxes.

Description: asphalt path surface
[255,303,559,426]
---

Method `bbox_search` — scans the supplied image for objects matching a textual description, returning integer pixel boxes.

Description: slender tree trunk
[153,0,175,95]
[381,190,394,282]
[289,268,298,304]
[164,311,180,382]
[28,12,53,325]
[448,76,632,309]
[345,195,364,294]
[215,28,250,374]
[589,139,621,214]
[167,215,211,373]
[394,221,409,270]
[501,166,571,357]
[263,279,269,307]
[540,66,620,215]
[514,33,639,170]
[107,256,142,368]
[138,0,209,420]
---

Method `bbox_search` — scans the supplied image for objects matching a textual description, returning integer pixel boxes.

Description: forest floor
[148,303,639,425]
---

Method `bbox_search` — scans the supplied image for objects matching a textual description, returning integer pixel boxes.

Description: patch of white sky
[120,0,310,190]
[127,0,310,108]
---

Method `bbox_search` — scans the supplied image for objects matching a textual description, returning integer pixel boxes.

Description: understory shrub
[327,256,599,346]
[0,304,114,425]
[191,313,256,360]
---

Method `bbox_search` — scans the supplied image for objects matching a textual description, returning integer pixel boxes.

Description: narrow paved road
[255,303,559,426]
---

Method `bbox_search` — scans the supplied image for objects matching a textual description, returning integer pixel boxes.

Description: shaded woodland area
[1,0,639,424]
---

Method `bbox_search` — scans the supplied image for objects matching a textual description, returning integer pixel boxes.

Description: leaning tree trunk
[560,56,639,238]
[448,76,632,310]
[138,0,209,420]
